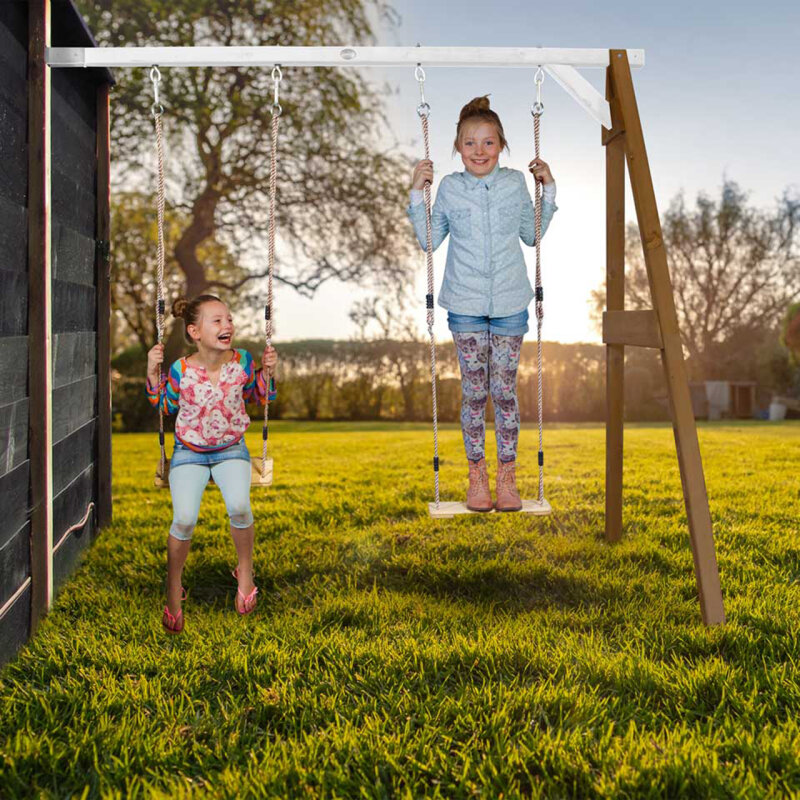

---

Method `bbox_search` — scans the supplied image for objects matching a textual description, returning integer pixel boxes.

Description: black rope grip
[265,305,271,321]
[262,427,269,440]
[426,294,434,309]
[538,451,544,467]
[433,456,439,472]
[535,286,543,302]
[157,299,165,316]
[159,430,165,446]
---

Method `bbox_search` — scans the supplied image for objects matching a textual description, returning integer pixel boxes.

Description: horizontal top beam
[46,46,645,70]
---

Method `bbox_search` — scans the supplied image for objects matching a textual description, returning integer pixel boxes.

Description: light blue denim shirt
[407,163,558,317]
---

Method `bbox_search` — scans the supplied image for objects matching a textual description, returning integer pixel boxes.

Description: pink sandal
[162,586,187,634]
[232,567,258,615]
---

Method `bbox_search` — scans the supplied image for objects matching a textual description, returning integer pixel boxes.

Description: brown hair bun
[172,298,189,319]
[453,94,509,155]
[459,95,492,120]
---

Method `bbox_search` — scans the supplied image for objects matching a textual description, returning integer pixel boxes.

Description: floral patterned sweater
[146,348,276,452]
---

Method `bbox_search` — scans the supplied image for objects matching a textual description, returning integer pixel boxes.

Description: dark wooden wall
[0,0,112,665]
[0,0,34,664]
[50,59,100,592]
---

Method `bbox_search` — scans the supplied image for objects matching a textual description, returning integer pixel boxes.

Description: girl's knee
[170,521,195,540]
[229,508,254,529]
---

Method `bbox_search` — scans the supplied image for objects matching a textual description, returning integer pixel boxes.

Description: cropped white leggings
[168,459,253,540]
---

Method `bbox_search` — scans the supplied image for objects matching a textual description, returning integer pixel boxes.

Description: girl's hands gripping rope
[262,345,278,376]
[147,343,165,387]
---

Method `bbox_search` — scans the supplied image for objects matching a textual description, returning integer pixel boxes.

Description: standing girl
[407,96,557,512]
[146,295,277,633]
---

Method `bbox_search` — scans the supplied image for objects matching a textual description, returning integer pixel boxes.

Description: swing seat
[428,498,552,519]
[154,456,273,488]
[250,456,273,486]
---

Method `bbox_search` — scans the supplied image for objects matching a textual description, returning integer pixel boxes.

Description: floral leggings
[453,332,523,463]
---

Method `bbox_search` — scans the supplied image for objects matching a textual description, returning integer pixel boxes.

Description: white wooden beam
[545,64,611,129]
[46,45,645,70]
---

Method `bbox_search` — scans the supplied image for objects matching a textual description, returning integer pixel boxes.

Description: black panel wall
[0,1,33,665]
[0,0,112,665]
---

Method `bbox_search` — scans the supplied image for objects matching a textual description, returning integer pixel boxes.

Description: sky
[270,0,799,344]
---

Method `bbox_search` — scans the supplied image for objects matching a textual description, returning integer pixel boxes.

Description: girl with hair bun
[407,95,558,512]
[146,294,278,633]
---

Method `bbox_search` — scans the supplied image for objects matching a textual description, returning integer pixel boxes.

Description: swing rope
[532,67,545,504]
[416,65,440,508]
[151,66,168,480]
[262,65,282,480]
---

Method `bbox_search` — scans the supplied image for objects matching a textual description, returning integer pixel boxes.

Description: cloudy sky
[271,0,798,343]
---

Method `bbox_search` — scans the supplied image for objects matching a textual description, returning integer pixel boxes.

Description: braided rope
[154,109,167,479]
[533,107,544,504]
[420,111,440,507]
[262,105,279,478]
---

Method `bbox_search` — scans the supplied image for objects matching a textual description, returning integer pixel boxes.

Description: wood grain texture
[95,82,112,528]
[27,0,53,629]
[0,520,30,609]
[0,580,31,667]
[602,310,663,349]
[0,398,29,478]
[604,63,625,544]
[0,461,29,551]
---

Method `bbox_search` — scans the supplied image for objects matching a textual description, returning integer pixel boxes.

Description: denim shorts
[170,437,251,470]
[447,309,529,336]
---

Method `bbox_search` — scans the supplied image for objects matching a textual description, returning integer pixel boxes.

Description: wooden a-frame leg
[604,67,625,543]
[609,50,725,626]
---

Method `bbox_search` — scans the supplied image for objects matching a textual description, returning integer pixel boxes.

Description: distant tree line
[112,338,673,431]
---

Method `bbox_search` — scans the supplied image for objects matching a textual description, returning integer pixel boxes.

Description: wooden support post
[604,67,625,543]
[28,0,53,629]
[96,84,112,528]
[609,50,725,626]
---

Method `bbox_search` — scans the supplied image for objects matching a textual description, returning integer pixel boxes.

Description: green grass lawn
[2,422,800,798]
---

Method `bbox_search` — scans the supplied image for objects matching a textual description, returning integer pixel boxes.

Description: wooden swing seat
[428,498,552,519]
[154,456,273,488]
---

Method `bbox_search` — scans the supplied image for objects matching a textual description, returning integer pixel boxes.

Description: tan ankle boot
[466,458,493,512]
[495,460,522,512]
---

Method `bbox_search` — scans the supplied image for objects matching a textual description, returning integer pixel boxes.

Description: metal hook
[415,61,428,115]
[272,64,283,114]
[531,65,544,116]
[150,66,163,117]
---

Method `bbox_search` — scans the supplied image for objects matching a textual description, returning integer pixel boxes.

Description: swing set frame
[33,34,724,626]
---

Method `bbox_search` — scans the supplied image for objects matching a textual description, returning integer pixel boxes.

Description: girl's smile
[187,300,236,352]
[458,121,501,178]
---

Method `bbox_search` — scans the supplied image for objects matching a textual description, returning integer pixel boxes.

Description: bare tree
[110,191,246,352]
[593,180,800,378]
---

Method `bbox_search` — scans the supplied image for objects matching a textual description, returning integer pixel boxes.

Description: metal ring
[151,102,164,117]
[531,102,544,116]
[417,102,430,118]
[415,64,426,82]
[271,102,282,117]
[272,64,282,82]
[534,66,544,84]
[150,65,161,83]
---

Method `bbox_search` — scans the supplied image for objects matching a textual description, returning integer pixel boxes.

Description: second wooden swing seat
[429,499,552,519]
